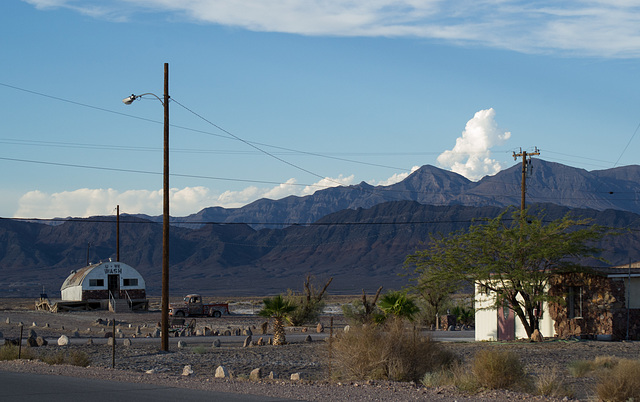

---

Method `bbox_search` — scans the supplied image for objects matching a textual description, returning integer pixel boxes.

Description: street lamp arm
[122,92,166,106]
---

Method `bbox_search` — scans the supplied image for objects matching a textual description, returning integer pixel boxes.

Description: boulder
[223,330,231,336]
[243,336,252,348]
[215,366,229,378]
[27,329,37,339]
[531,329,544,342]
[212,339,221,348]
[86,338,94,345]
[243,327,252,336]
[36,336,48,347]
[177,340,187,349]
[26,337,38,347]
[256,337,264,346]
[182,365,194,376]
[268,371,278,379]
[316,323,324,333]
[107,337,116,346]
[123,338,132,347]
[57,335,69,346]
[260,322,268,335]
[304,335,313,343]
[290,373,302,381]
[249,368,262,381]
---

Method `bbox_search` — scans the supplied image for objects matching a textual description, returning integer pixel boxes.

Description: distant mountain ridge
[3,159,640,297]
[163,159,640,228]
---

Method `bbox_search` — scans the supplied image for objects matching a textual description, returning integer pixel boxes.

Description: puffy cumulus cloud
[14,187,219,218]
[301,175,355,196]
[13,175,361,218]
[24,0,640,57]
[437,108,511,181]
[373,166,420,186]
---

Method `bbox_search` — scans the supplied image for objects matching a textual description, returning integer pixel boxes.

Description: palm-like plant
[258,295,296,345]
[378,291,420,322]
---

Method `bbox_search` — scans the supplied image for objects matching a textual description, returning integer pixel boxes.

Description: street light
[123,63,170,352]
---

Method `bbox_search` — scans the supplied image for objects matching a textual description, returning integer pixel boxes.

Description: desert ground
[0,298,638,401]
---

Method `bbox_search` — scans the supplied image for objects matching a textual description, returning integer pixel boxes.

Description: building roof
[60,264,96,291]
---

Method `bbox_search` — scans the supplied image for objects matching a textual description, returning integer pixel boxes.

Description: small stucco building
[475,283,555,341]
[59,261,148,311]
[475,263,640,341]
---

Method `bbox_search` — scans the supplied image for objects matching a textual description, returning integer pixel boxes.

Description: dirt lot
[0,299,637,401]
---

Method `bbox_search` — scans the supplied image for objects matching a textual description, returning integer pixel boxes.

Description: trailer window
[123,278,138,287]
[89,279,104,287]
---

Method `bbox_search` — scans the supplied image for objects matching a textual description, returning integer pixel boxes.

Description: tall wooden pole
[116,205,120,262]
[161,62,170,352]
[512,147,540,214]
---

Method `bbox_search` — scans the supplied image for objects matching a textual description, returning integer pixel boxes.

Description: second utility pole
[513,147,540,212]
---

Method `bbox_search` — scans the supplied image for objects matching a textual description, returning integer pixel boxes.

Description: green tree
[378,291,420,322]
[405,256,462,327]
[406,208,606,339]
[258,295,296,345]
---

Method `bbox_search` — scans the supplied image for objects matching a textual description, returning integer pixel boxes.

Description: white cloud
[302,175,355,196]
[437,108,511,181]
[13,176,358,218]
[15,187,219,218]
[373,166,420,186]
[24,0,640,57]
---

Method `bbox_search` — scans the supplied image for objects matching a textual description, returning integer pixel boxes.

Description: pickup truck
[169,294,230,317]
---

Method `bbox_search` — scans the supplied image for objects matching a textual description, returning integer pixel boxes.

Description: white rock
[290,373,302,381]
[215,366,229,378]
[57,335,69,346]
[182,365,194,376]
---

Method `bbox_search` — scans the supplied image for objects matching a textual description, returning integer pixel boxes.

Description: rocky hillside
[2,202,640,297]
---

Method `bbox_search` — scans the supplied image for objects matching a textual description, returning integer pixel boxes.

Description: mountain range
[2,159,640,298]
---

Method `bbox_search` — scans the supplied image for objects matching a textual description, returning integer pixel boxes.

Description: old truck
[169,294,230,317]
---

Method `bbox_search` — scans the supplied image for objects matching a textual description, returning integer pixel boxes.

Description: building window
[568,286,583,319]
[89,279,104,287]
[123,278,138,287]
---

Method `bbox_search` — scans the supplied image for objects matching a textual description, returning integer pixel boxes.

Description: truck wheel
[175,311,185,317]
[213,310,222,318]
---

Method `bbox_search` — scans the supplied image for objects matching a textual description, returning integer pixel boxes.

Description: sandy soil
[0,300,636,401]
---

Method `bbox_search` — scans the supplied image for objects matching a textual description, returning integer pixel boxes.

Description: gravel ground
[0,306,637,401]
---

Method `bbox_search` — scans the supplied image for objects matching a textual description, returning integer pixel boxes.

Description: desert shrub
[285,275,332,326]
[423,361,478,393]
[286,290,325,326]
[342,287,384,325]
[535,367,574,398]
[38,349,91,367]
[471,349,529,391]
[40,351,66,365]
[190,345,208,354]
[332,317,456,382]
[68,350,91,367]
[596,358,640,402]
[568,355,620,377]
[0,344,36,361]
[341,300,383,325]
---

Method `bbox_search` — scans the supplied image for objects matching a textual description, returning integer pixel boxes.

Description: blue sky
[2,0,640,219]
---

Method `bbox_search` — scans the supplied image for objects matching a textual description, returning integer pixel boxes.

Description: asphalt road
[0,371,296,402]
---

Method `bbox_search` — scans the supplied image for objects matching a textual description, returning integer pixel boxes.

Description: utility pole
[512,147,540,213]
[116,205,120,262]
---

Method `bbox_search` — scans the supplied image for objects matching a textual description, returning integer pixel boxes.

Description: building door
[497,302,515,341]
[108,274,120,298]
